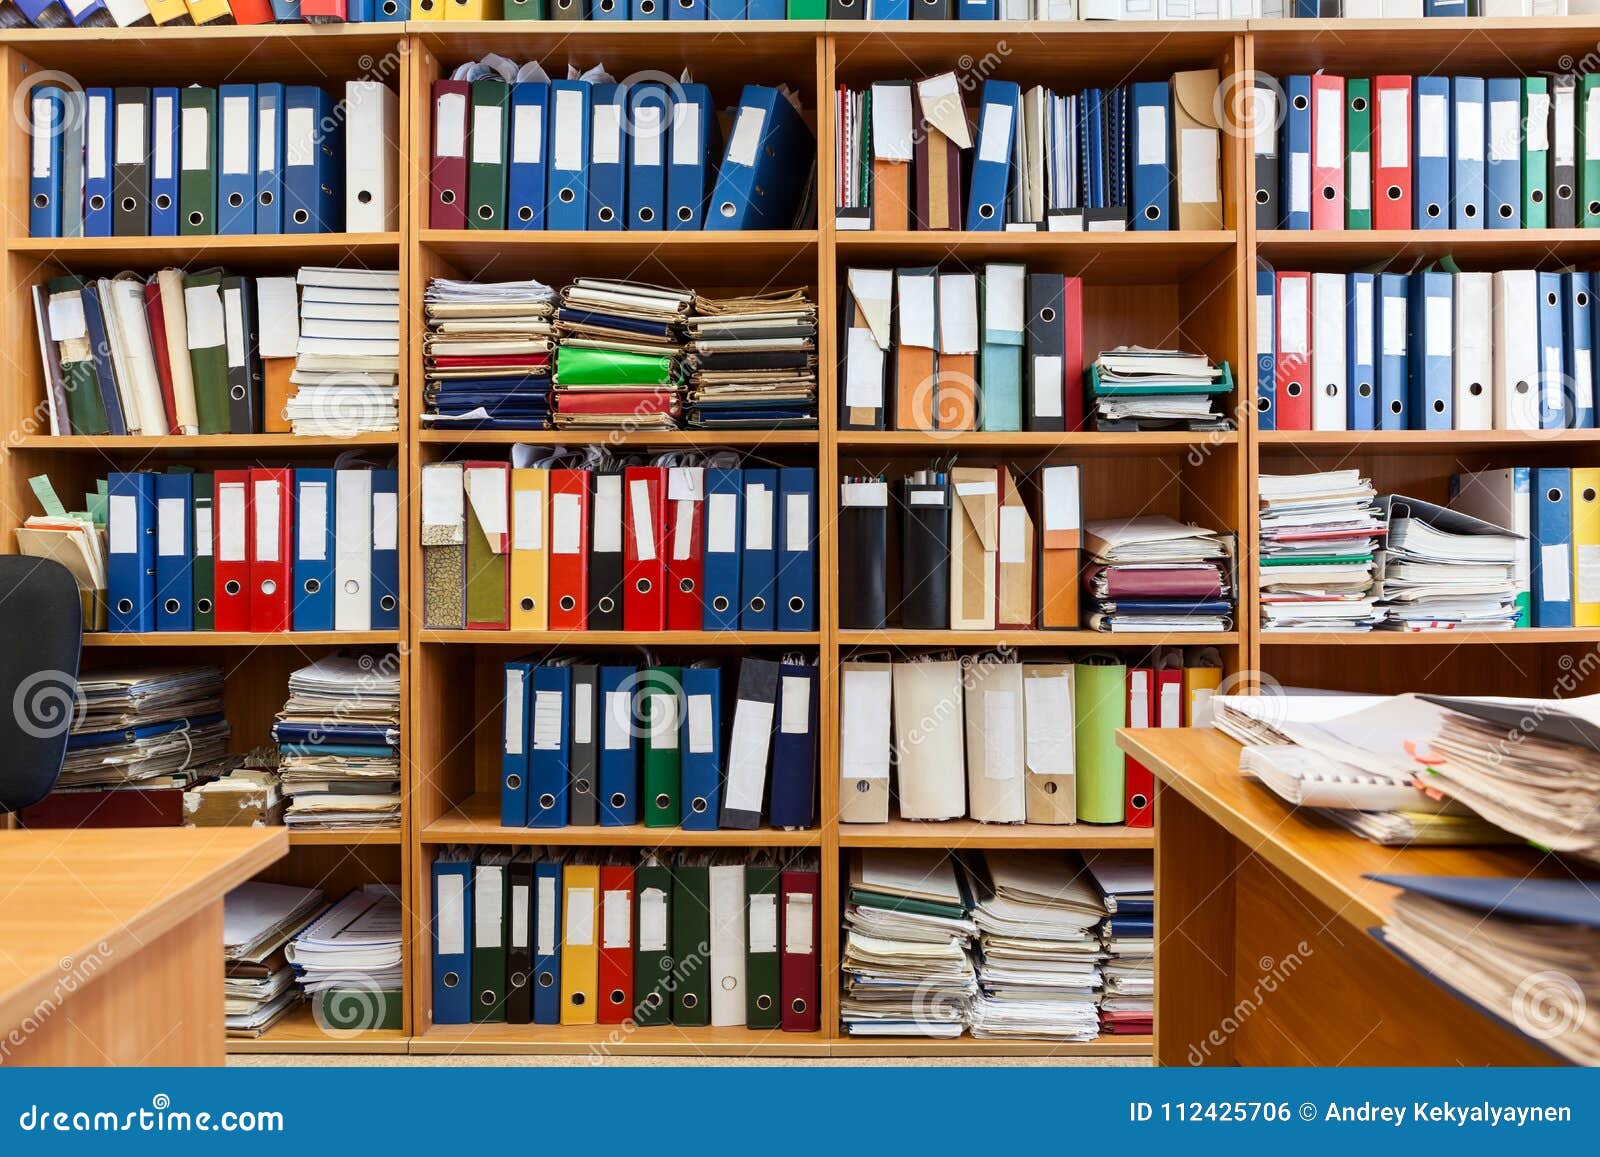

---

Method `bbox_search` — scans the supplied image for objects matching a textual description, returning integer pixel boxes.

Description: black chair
[0,556,82,815]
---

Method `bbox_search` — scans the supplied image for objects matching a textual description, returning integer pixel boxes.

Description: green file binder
[467,79,509,230]
[641,666,683,827]
[671,863,711,1026]
[788,0,825,15]
[1346,78,1372,230]
[181,270,231,434]
[503,0,545,14]
[46,277,110,435]
[632,859,674,1027]
[471,852,509,1023]
[554,347,676,386]
[1074,657,1128,824]
[1580,75,1600,227]
[1524,77,1550,229]
[179,86,216,236]
[191,471,215,630]
[744,864,782,1030]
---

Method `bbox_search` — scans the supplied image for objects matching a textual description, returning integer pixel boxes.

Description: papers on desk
[1258,469,1385,632]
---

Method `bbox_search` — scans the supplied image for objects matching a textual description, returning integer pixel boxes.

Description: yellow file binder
[183,0,234,22]
[144,0,192,22]
[510,468,549,631]
[560,865,599,1025]
[446,0,498,17]
[1574,468,1600,627]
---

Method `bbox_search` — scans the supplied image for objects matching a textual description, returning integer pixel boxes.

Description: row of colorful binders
[836,72,1224,234]
[500,656,818,830]
[28,82,396,238]
[2,0,405,25]
[420,459,816,633]
[431,850,821,1030]
[429,60,813,232]
[1259,268,1600,432]
[1258,73,1600,232]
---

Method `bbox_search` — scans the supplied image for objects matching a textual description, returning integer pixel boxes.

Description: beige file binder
[839,662,893,823]
[1022,664,1077,824]
[949,466,998,630]
[963,659,1026,824]
[892,660,967,821]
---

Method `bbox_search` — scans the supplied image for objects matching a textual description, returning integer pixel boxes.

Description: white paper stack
[223,881,326,1038]
[290,267,401,435]
[1083,515,1234,632]
[1258,470,1385,631]
[271,655,401,831]
[286,886,405,1001]
[1083,851,1154,1036]
[1376,495,1522,632]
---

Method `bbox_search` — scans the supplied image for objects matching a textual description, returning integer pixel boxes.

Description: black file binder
[898,479,951,629]
[1254,77,1279,231]
[838,480,888,629]
[1552,75,1578,229]
[912,0,948,16]
[112,87,150,238]
[828,0,866,15]
[222,274,262,434]
[569,665,599,827]
[589,469,625,630]
[551,0,585,16]
[505,855,534,1025]
[840,287,888,431]
[1025,273,1067,433]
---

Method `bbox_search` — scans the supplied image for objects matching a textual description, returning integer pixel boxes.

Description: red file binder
[1274,271,1311,431]
[430,79,469,230]
[1062,275,1085,430]
[548,468,590,632]
[213,470,252,632]
[1125,668,1156,828]
[143,282,179,432]
[248,467,293,633]
[779,868,820,1033]
[300,0,346,19]
[664,468,705,631]
[597,864,635,1025]
[623,465,668,632]
[1372,76,1413,230]
[1310,74,1346,231]
[227,0,275,21]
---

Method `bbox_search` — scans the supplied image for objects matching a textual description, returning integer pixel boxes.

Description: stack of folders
[27,81,397,238]
[420,455,817,633]
[839,464,1080,632]
[1260,268,1600,433]
[430,848,822,1031]
[1258,470,1386,632]
[1376,494,1522,631]
[1082,515,1236,633]
[272,655,402,831]
[223,882,326,1040]
[17,666,231,829]
[682,290,819,429]
[429,55,814,233]
[89,465,400,634]
[423,277,557,430]
[1084,851,1154,1036]
[834,71,1223,233]
[1088,347,1234,431]
[501,655,818,831]
[841,266,1087,434]
[288,267,401,436]
[183,756,285,829]
[837,651,1224,829]
[13,483,106,629]
[553,280,691,429]
[286,886,405,1033]
[1259,73,1600,235]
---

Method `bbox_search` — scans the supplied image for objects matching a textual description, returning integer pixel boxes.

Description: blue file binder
[959,0,994,14]
[1451,77,1485,230]
[284,86,341,234]
[371,467,399,629]
[669,0,705,17]
[1376,272,1410,430]
[708,0,743,15]
[1347,272,1377,431]
[1485,77,1521,229]
[966,80,1020,231]
[1532,467,1575,628]
[501,660,533,828]
[548,80,590,231]
[1129,81,1170,231]
[593,0,628,16]
[769,661,818,830]
[1566,271,1596,429]
[532,859,562,1025]
[255,83,285,234]
[108,472,156,633]
[706,84,814,231]
[83,88,113,237]
[154,472,193,632]
[776,466,816,632]
[1538,270,1567,430]
[1281,76,1311,230]
[739,467,778,630]
[529,664,572,828]
[292,468,336,632]
[702,467,743,631]
[588,83,626,230]
[374,0,407,17]
[678,665,722,831]
[667,82,718,230]
[268,0,301,16]
[508,81,549,230]
[632,0,663,16]
[627,82,670,230]
[1408,271,1453,430]
[598,665,639,825]
[1413,76,1451,229]
[1424,0,1466,12]
[1256,266,1276,431]
[82,289,126,434]
[748,0,783,14]
[150,88,180,237]
[431,855,474,1026]
[347,0,373,17]
[217,84,256,235]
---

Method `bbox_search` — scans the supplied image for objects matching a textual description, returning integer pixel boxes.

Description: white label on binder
[871,83,914,162]
[727,105,766,167]
[468,469,508,540]
[565,888,595,947]
[672,102,701,167]
[1356,279,1374,361]
[783,894,814,955]
[592,102,621,165]
[503,668,525,754]
[648,693,678,750]
[1383,294,1407,357]
[299,483,328,561]
[1254,89,1277,156]
[635,104,662,167]
[155,96,175,177]
[1032,356,1064,417]
[157,498,185,556]
[748,893,778,954]
[938,275,979,355]
[1580,544,1600,603]
[687,693,715,754]
[86,96,107,182]
[572,681,593,746]
[840,482,888,508]
[668,468,702,502]
[1024,674,1073,775]
[475,868,503,949]
[257,106,276,171]
[48,295,86,342]
[785,492,809,554]
[639,888,668,952]
[553,89,584,171]
[1489,100,1519,163]
[1137,104,1167,166]
[512,102,543,165]
[184,286,224,350]
[1043,467,1080,532]
[472,104,503,165]
[629,479,655,560]
[1557,87,1576,166]
[533,689,563,751]
[195,503,212,558]
[1160,679,1182,727]
[422,466,464,533]
[218,484,246,562]
[602,890,631,949]
[999,506,1028,565]
[1528,93,1551,152]
[1379,89,1409,169]
[1543,544,1573,602]
[511,884,530,949]
[1256,293,1273,356]
[978,101,1014,164]
[1180,129,1219,204]
[910,490,944,506]
[254,480,280,563]
[707,493,737,552]
[672,500,695,561]
[593,475,622,554]
[223,288,245,367]
[603,690,631,751]
[845,328,886,408]
[1579,356,1595,409]
[436,92,466,159]
[744,484,773,551]
[222,95,251,174]
[1426,294,1452,358]
[536,876,556,956]
[513,488,543,551]
[437,874,465,956]
[31,98,51,179]
[984,689,1019,780]
[1314,88,1341,169]
[1545,346,1563,407]
[1590,91,1600,161]
[1289,151,1310,214]
[841,668,892,780]
[724,699,775,814]
[1348,152,1371,210]
[899,275,936,348]
[987,264,1025,333]
[1456,99,1485,163]
[551,492,581,555]
[181,105,209,170]
[116,100,145,166]
[1280,277,1309,354]
[780,675,810,735]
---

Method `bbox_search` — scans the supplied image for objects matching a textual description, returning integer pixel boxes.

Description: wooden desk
[1116,727,1559,1067]
[0,827,287,1066]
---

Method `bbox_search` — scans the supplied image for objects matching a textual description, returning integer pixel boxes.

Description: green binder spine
[641,666,682,827]
[1524,77,1550,229]
[46,276,110,435]
[632,860,674,1027]
[471,855,509,1023]
[1074,658,1129,824]
[671,863,711,1026]
[744,865,782,1030]
[553,347,676,387]
[503,0,546,14]
[1581,75,1600,227]
[788,0,825,16]
[181,271,231,435]
[1346,78,1372,230]
[191,471,214,630]
[467,80,509,230]
[179,86,216,236]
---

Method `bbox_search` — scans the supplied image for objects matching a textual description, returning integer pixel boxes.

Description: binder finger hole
[641,0,655,9]
[345,580,361,595]
[676,206,693,222]
[478,990,495,1006]
[654,793,671,810]
[1425,202,1441,219]
[560,595,576,611]
[1040,307,1056,324]
[1499,203,1514,218]
[510,971,527,988]
[1255,397,1271,413]
[1255,188,1269,205]
[259,191,274,206]
[1352,97,1367,113]
[719,201,736,218]
[608,988,627,1005]
[1358,383,1372,398]
[854,780,871,794]
[518,206,534,222]
[788,596,804,613]
[304,578,321,595]
[598,207,616,224]
[1320,185,1335,201]
[570,991,587,1006]
[711,596,730,613]
[748,596,766,613]
[1463,203,1477,218]
[477,204,495,221]
[1131,793,1150,809]
[260,579,277,597]
[1144,205,1160,221]
[1323,383,1337,398]
[293,209,310,224]
[681,993,698,1009]
[89,195,105,212]
[1548,292,1560,307]
[358,190,373,205]
[539,793,556,809]
[538,972,555,988]
[636,577,652,594]
[644,992,663,1008]
[519,596,535,612]
[188,211,205,226]
[505,774,523,791]
[1043,781,1058,795]
[610,792,627,808]
[1431,399,1446,414]
[638,207,655,224]
[1585,489,1597,504]
[1516,380,1531,395]
[163,598,180,615]
[1293,94,1308,111]
[558,188,575,204]
[230,384,247,400]
[1386,184,1402,202]
[978,203,995,220]
[1469,382,1484,397]
[679,578,694,594]
[227,192,244,208]
[690,797,708,814]
[1560,184,1574,200]
[196,598,213,614]
[790,998,806,1014]
[120,197,136,213]
[575,778,590,794]
[442,971,460,989]
[383,0,398,10]
[1533,188,1546,204]
[380,595,397,612]
[32,194,48,209]
[720,977,737,991]
[224,580,241,596]
[598,595,616,613]
[440,189,456,205]
[1286,382,1302,397]
[155,194,172,210]
[1550,488,1564,504]
[756,995,772,1011]
[1389,399,1403,415]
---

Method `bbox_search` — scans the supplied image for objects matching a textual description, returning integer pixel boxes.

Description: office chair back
[0,556,82,815]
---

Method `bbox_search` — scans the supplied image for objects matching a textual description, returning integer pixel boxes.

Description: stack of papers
[966,854,1106,1041]
[271,655,401,831]
[223,881,325,1038]
[59,666,230,790]
[423,278,556,430]
[1084,851,1154,1035]
[288,267,401,435]
[1258,470,1385,631]
[682,290,819,429]
[1376,495,1522,631]
[286,887,405,1016]
[840,850,977,1037]
[15,507,106,628]
[1087,347,1233,431]
[1083,516,1234,632]
[553,280,691,429]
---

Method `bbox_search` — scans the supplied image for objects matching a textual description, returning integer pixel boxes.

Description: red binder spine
[1062,275,1085,431]
[213,470,252,632]
[226,0,275,21]
[664,469,705,631]
[1310,74,1346,231]
[548,468,590,632]
[779,869,820,1032]
[248,467,293,632]
[1274,271,1312,431]
[1125,668,1155,828]
[597,865,635,1026]
[142,281,179,433]
[430,80,469,230]
[622,466,668,632]
[1372,76,1413,231]
[300,0,346,19]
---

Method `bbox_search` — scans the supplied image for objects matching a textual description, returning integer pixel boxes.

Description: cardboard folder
[1022,664,1076,823]
[964,659,1026,824]
[838,662,892,823]
[950,466,999,630]
[1172,68,1224,231]
[895,268,938,430]
[913,73,971,231]
[996,466,1034,629]
[870,81,913,232]
[1038,464,1082,629]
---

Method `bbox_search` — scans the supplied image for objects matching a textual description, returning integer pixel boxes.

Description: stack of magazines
[1376,495,1522,632]
[682,290,819,429]
[223,881,326,1038]
[1086,347,1232,431]
[271,655,401,831]
[59,666,230,791]
[289,267,401,435]
[1082,516,1234,632]
[553,280,691,429]
[423,277,556,430]
[1084,852,1154,1036]
[287,887,405,1033]
[1258,470,1385,632]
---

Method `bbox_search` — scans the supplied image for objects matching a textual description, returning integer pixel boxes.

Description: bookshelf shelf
[838,818,1154,850]
[12,434,401,453]
[415,429,819,447]
[81,631,403,647]
[417,630,822,647]
[1256,429,1600,448]
[1255,228,1600,266]
[834,229,1237,280]
[837,629,1240,648]
[226,1006,410,1057]
[10,233,402,267]
[837,430,1237,453]
[410,1022,830,1057]
[420,793,820,848]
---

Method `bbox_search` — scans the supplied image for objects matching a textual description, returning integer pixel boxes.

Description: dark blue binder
[292,468,336,632]
[703,467,743,630]
[547,80,590,231]
[1485,78,1521,229]
[1129,81,1170,231]
[150,88,180,236]
[255,83,285,234]
[371,467,400,630]
[284,86,341,234]
[108,471,155,632]
[598,665,639,825]
[528,664,572,828]
[1531,466,1574,629]
[532,858,562,1024]
[83,88,114,237]
[1346,272,1377,431]
[966,80,1020,230]
[1450,76,1485,229]
[154,471,193,631]
[705,84,815,230]
[678,664,722,831]
[587,83,626,230]
[431,853,474,1025]
[1564,271,1595,429]
[739,467,778,630]
[1407,270,1452,430]
[501,660,532,827]
[1538,270,1566,430]
[667,82,718,230]
[507,81,549,230]
[777,466,816,632]
[1256,266,1276,431]
[82,287,128,435]
[1413,76,1451,229]
[627,82,669,230]
[1281,75,1311,230]
[217,84,257,235]
[1376,272,1409,430]
[769,660,817,830]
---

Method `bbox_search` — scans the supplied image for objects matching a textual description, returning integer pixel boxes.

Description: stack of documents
[223,881,325,1039]
[682,289,819,429]
[271,655,401,831]
[1084,851,1154,1035]
[553,280,691,429]
[14,488,106,628]
[1376,494,1523,631]
[287,886,405,1032]
[423,277,556,430]
[184,757,284,829]
[1258,470,1386,632]
[966,853,1107,1041]
[840,850,977,1037]
[58,666,230,791]
[1087,347,1233,431]
[288,267,400,436]
[1082,516,1234,632]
